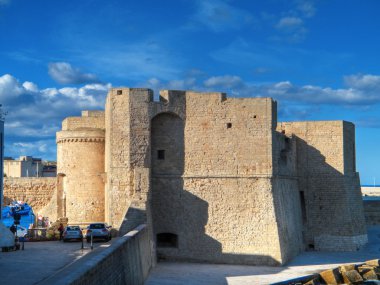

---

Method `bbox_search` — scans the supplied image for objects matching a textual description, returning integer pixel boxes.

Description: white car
[85,223,112,242]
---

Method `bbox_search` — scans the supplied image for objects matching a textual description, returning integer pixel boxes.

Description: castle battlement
[56,87,367,266]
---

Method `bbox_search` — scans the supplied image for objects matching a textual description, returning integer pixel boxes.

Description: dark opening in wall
[157,233,178,248]
[280,149,287,164]
[116,89,122,95]
[254,115,257,119]
[157,150,165,160]
[226,123,232,129]
[300,191,307,224]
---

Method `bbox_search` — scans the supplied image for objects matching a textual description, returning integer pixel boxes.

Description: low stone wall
[39,224,154,285]
[364,199,380,225]
[3,177,57,216]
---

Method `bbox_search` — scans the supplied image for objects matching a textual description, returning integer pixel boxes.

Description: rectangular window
[157,150,165,160]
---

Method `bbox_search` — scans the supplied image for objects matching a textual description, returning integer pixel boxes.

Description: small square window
[226,123,232,129]
[157,150,165,160]
[116,89,122,95]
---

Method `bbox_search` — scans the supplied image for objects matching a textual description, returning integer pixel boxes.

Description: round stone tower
[56,111,105,224]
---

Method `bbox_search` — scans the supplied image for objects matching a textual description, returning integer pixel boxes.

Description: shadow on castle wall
[289,135,366,251]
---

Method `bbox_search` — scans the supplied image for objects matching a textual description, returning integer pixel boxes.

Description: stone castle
[5,88,367,266]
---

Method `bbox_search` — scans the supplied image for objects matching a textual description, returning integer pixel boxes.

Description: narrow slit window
[300,191,307,224]
[157,150,165,160]
[226,123,232,129]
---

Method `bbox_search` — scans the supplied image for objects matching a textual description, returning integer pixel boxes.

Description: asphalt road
[0,239,112,284]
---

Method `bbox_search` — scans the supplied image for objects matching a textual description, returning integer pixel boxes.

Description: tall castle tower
[56,111,105,224]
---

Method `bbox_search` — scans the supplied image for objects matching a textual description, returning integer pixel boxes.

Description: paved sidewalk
[146,226,380,285]
[0,240,111,284]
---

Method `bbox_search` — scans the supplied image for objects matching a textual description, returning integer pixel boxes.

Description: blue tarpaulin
[1,204,35,228]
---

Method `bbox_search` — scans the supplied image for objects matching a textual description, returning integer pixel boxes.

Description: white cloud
[199,73,380,106]
[0,74,25,101]
[190,0,253,32]
[145,72,380,107]
[276,17,303,30]
[1,74,110,144]
[22,81,39,93]
[204,75,243,89]
[295,0,316,18]
[274,16,307,43]
[79,41,182,81]
[48,62,99,84]
[344,74,380,90]
[7,139,56,159]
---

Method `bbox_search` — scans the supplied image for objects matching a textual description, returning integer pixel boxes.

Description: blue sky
[0,0,380,184]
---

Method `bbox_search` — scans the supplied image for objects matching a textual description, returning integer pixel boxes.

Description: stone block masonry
[55,87,366,266]
[3,177,57,219]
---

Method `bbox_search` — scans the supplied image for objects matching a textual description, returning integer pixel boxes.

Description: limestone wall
[149,91,293,265]
[277,121,367,251]
[62,111,105,131]
[152,177,284,265]
[38,224,154,285]
[272,177,303,262]
[105,88,134,232]
[58,87,367,267]
[103,88,291,264]
[3,177,57,219]
[182,94,274,176]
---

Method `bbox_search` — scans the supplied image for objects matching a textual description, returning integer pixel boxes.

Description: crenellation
[52,87,367,266]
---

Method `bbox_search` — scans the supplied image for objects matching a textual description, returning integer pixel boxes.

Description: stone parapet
[38,224,154,285]
[56,129,105,143]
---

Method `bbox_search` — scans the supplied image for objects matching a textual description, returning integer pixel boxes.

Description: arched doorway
[151,112,184,175]
[151,112,184,250]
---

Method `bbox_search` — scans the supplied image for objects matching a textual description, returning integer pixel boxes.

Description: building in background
[3,156,56,178]
[42,162,57,177]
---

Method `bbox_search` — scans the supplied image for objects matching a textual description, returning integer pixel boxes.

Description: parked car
[63,226,83,242]
[85,223,112,242]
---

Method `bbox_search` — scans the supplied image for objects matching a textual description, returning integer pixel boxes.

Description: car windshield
[67,226,80,231]
[89,224,105,229]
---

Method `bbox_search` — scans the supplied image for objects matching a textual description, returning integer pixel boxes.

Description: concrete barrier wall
[39,224,154,285]
[361,187,380,196]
